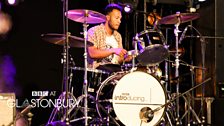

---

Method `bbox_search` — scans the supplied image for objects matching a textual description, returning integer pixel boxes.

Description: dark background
[0,0,223,125]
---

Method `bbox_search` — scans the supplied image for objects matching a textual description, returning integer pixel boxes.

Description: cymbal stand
[173,12,181,125]
[63,11,91,125]
[47,0,77,125]
[81,10,90,126]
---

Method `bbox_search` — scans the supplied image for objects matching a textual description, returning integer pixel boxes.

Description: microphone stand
[147,77,211,124]
[185,35,224,39]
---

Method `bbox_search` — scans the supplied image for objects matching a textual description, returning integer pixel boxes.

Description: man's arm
[88,46,127,59]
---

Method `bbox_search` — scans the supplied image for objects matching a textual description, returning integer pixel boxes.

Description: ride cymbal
[41,33,93,48]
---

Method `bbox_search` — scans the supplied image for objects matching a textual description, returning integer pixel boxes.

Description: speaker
[0,93,16,126]
[215,0,224,97]
[212,98,224,125]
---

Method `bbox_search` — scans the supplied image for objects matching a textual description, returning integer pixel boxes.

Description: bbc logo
[32,91,49,96]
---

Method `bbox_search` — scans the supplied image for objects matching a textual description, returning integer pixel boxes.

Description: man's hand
[112,48,127,57]
[124,55,133,62]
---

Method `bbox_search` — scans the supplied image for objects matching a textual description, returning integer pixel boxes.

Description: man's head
[104,4,122,30]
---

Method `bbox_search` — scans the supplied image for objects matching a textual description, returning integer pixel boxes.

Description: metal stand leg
[205,97,214,125]
[165,111,174,126]
[181,93,202,125]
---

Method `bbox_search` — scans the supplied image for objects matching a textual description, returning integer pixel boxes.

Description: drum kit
[42,6,210,126]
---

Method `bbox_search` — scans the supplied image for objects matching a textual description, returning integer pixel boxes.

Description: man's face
[107,9,122,30]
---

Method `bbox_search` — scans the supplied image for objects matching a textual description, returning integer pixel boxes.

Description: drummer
[87,3,132,73]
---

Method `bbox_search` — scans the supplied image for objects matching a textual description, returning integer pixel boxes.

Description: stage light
[8,0,16,5]
[198,0,206,2]
[118,3,133,13]
[6,0,20,6]
[124,4,132,13]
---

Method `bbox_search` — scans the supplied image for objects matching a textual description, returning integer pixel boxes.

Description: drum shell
[72,67,110,97]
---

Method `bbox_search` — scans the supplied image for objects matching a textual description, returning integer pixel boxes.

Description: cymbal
[159,13,200,25]
[66,9,106,24]
[41,33,93,48]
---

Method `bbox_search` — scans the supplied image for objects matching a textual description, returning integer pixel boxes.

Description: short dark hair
[104,3,123,15]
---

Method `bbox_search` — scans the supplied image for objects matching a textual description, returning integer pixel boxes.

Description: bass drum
[96,71,166,126]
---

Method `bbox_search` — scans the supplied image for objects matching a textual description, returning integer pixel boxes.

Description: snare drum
[96,71,166,126]
[136,29,169,66]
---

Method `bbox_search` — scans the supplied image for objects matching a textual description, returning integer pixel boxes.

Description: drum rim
[95,71,129,121]
[72,66,110,74]
[138,29,159,36]
[95,71,167,126]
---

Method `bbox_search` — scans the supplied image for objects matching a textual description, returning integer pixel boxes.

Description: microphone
[145,109,154,119]
[179,25,190,44]
[139,107,154,123]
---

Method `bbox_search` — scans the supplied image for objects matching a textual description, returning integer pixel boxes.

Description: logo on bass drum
[113,93,145,102]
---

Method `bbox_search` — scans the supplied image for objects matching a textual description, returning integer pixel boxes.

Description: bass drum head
[96,71,166,126]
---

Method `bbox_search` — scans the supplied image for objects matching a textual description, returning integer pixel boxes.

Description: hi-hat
[41,33,93,48]
[66,9,106,24]
[159,13,200,25]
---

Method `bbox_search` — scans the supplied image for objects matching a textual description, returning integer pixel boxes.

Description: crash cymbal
[41,33,93,48]
[66,9,106,24]
[159,13,200,25]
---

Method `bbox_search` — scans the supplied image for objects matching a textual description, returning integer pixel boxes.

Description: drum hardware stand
[129,33,141,72]
[180,93,202,125]
[167,59,207,125]
[173,21,203,126]
[145,77,211,125]
[186,26,214,125]
[96,102,120,126]
[173,12,182,125]
[66,10,91,126]
[205,97,214,125]
[47,0,77,125]
[105,105,112,126]
[69,94,94,123]
[82,12,90,126]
